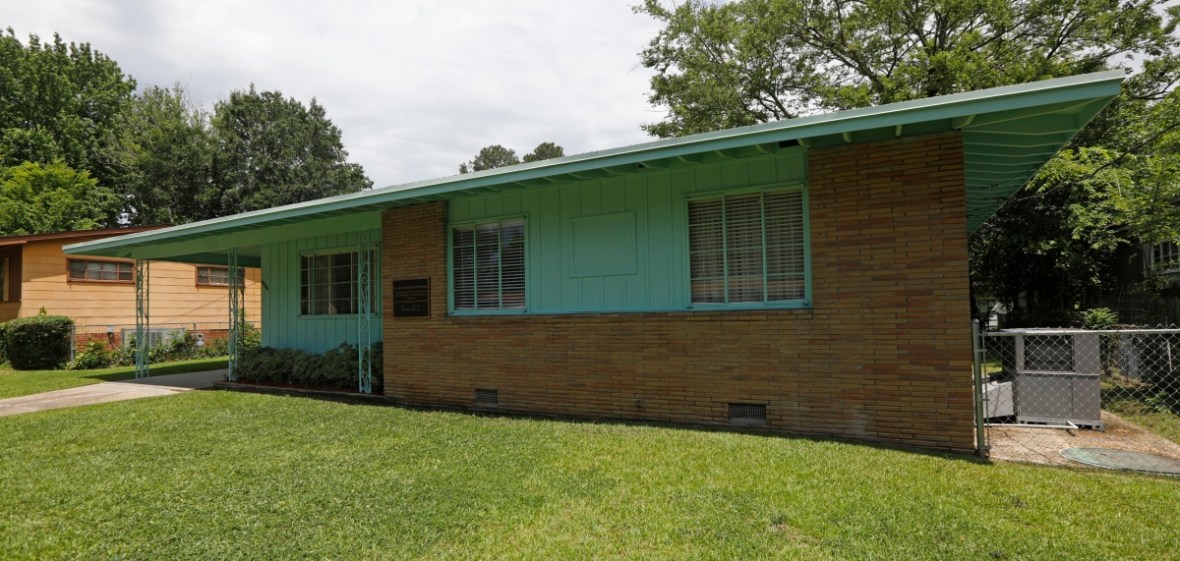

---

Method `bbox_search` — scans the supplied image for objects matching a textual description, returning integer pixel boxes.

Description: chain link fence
[974,324,1180,472]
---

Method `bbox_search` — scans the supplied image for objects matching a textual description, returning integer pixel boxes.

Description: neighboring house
[64,71,1123,454]
[0,227,261,348]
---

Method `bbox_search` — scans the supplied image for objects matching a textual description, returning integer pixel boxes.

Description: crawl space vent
[474,388,499,405]
[728,403,767,422]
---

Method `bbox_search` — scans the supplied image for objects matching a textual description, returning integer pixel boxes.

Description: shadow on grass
[216,381,989,466]
[80,358,229,383]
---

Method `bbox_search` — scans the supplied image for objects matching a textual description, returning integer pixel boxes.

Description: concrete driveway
[0,369,226,417]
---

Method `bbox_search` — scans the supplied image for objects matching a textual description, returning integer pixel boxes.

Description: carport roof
[65,70,1124,262]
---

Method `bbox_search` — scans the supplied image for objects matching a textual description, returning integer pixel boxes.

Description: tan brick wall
[381,132,974,453]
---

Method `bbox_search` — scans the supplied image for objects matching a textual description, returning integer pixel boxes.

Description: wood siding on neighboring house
[4,235,260,335]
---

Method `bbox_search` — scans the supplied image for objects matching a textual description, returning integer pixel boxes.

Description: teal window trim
[683,184,812,310]
[447,214,528,316]
[297,244,378,318]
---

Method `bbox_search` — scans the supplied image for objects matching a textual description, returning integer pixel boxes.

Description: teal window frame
[447,215,528,315]
[684,184,812,311]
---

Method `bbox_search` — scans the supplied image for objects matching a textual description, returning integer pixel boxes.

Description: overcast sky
[3,0,665,188]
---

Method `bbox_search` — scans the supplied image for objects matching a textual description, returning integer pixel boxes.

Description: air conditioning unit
[1007,330,1103,430]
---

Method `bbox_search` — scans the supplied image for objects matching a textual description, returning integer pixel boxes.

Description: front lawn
[0,392,1177,560]
[0,357,228,399]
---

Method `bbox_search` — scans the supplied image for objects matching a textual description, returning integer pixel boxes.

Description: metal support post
[356,232,373,394]
[972,319,989,458]
[227,248,243,381]
[134,259,150,379]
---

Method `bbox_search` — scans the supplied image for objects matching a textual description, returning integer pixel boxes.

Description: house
[0,227,261,348]
[63,71,1123,453]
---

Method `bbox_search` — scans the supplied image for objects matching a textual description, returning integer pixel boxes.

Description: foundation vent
[474,388,499,405]
[728,403,767,423]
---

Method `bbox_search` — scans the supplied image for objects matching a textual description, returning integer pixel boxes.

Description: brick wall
[381,132,975,453]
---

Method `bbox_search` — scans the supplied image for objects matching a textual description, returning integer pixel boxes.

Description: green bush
[237,342,383,392]
[1,315,74,370]
[1080,307,1119,329]
[68,340,114,370]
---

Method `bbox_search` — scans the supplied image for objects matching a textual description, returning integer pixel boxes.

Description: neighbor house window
[688,189,807,305]
[67,259,133,283]
[451,218,526,311]
[300,250,375,315]
[1149,240,1180,273]
[196,266,245,286]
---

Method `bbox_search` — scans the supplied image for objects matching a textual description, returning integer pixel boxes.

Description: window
[451,219,525,311]
[300,250,375,315]
[68,259,133,283]
[196,266,245,286]
[688,189,807,305]
[1149,241,1180,273]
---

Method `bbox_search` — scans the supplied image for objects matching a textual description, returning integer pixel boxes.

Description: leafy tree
[209,86,371,218]
[636,0,1177,137]
[0,29,136,189]
[459,142,565,173]
[108,84,214,225]
[459,144,519,174]
[523,142,565,163]
[0,161,120,235]
[637,0,1180,324]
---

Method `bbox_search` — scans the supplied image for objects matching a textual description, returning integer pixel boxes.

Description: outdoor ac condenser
[1010,330,1104,430]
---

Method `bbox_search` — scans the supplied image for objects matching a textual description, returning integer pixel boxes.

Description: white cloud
[3,0,664,187]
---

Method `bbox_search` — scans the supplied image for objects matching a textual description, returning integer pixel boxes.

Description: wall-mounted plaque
[392,278,430,317]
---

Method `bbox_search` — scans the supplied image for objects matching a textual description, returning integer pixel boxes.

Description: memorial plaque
[392,278,430,317]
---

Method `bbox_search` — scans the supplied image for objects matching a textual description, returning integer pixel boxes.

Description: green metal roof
[66,70,1123,261]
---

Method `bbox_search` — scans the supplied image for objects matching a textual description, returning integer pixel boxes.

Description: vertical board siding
[448,149,807,313]
[261,227,382,353]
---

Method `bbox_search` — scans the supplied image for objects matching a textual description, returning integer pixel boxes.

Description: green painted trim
[63,71,1123,258]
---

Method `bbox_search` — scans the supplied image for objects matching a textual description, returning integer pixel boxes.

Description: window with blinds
[688,190,806,305]
[452,219,526,311]
[196,266,244,286]
[299,250,375,315]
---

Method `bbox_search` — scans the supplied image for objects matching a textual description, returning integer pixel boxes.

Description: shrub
[1,315,74,370]
[1080,307,1119,329]
[68,340,114,370]
[236,342,384,392]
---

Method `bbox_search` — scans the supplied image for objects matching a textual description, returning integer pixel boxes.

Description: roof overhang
[65,70,1124,262]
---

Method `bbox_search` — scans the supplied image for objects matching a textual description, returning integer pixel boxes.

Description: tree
[637,0,1180,324]
[523,142,565,163]
[459,142,565,173]
[636,0,1177,137]
[108,84,214,225]
[209,86,371,218]
[0,29,136,189]
[0,161,120,235]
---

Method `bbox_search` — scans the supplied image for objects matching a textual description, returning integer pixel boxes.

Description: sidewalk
[0,369,226,417]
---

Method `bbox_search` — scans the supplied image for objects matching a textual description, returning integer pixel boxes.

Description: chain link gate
[974,322,1180,473]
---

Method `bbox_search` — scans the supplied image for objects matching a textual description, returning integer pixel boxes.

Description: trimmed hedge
[237,342,384,392]
[1,315,74,370]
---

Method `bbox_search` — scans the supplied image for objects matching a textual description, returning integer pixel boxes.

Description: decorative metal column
[134,259,150,379]
[227,248,244,381]
[356,231,374,394]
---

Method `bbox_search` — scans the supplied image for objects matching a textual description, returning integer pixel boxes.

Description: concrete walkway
[0,369,226,417]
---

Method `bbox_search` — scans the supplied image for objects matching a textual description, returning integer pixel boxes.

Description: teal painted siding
[448,149,807,314]
[261,218,382,353]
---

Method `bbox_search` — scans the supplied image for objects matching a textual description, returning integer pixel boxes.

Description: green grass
[1,392,1178,560]
[1106,398,1180,445]
[0,357,227,399]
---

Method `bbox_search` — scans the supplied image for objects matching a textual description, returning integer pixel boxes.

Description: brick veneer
[381,132,974,453]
